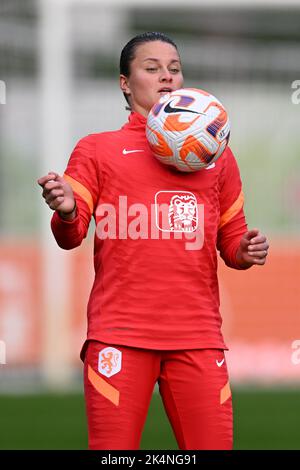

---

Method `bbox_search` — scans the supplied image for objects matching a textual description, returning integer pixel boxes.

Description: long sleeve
[217,147,248,269]
[51,134,100,250]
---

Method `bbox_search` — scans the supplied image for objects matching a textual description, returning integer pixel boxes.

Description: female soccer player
[37,32,269,450]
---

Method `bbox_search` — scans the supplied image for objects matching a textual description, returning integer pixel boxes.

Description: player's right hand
[37,172,76,215]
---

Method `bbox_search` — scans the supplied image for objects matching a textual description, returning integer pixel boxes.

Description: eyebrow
[143,58,181,64]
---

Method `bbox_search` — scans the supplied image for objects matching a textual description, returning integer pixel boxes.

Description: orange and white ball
[146,88,230,172]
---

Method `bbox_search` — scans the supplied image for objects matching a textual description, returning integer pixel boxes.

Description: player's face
[120,41,184,117]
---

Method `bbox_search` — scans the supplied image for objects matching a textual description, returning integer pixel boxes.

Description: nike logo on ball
[205,163,216,170]
[216,358,225,367]
[122,149,144,155]
[164,100,205,115]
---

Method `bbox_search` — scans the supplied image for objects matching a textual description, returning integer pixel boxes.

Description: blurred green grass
[0,387,299,449]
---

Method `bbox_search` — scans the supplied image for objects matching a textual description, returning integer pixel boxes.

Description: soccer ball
[146,88,230,172]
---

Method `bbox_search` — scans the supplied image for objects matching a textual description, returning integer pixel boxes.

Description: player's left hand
[236,228,269,268]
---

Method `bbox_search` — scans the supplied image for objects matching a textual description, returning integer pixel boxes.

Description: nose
[159,68,172,83]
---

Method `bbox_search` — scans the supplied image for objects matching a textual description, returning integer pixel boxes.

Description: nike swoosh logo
[216,358,225,367]
[164,100,205,115]
[205,163,216,170]
[122,149,144,155]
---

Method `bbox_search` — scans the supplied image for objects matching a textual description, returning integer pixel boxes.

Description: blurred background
[0,0,300,449]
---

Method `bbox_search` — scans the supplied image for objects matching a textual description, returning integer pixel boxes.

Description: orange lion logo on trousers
[98,347,122,378]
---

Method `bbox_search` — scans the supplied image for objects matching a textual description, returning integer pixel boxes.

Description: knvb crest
[155,190,198,232]
[98,347,122,378]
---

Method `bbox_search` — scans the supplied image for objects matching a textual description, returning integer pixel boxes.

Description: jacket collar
[122,111,147,131]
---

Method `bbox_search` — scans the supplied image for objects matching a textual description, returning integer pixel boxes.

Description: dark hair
[120,32,179,106]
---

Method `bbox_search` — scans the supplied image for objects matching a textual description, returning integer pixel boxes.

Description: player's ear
[120,74,131,96]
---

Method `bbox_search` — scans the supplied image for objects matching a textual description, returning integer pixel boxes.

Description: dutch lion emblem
[98,347,122,378]
[168,193,198,232]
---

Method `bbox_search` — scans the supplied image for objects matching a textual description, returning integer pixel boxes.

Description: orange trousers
[83,340,233,450]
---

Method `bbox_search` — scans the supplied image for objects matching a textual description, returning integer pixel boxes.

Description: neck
[130,104,149,118]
